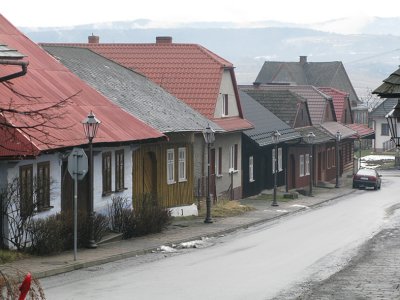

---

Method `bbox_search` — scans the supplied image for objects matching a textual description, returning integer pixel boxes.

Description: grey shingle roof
[295,126,332,144]
[43,46,221,133]
[241,84,332,125]
[373,67,400,97]
[240,88,306,127]
[254,59,360,105]
[370,98,399,117]
[239,90,301,146]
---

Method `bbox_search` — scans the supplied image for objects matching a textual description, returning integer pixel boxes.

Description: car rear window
[357,169,376,176]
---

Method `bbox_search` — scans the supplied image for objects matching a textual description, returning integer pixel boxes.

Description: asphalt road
[42,170,400,300]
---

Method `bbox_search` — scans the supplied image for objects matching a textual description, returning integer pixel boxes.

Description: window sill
[178,179,187,183]
[216,174,223,178]
[167,181,176,185]
[229,170,239,174]
[37,206,54,213]
[249,179,255,183]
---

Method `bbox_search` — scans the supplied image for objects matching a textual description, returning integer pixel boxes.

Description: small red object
[18,273,31,300]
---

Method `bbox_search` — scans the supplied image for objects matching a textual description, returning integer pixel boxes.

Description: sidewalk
[4,177,355,279]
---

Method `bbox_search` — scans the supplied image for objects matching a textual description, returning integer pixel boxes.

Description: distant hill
[20,18,400,98]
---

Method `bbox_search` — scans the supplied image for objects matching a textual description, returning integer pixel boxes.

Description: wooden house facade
[43,45,218,212]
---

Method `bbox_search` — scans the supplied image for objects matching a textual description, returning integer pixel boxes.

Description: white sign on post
[67,147,89,261]
[67,147,88,180]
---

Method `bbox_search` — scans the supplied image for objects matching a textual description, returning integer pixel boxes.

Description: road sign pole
[67,147,89,261]
[73,153,79,261]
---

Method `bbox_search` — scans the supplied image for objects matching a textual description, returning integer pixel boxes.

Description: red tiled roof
[212,117,253,132]
[318,87,348,122]
[0,15,165,157]
[346,123,375,139]
[40,41,237,120]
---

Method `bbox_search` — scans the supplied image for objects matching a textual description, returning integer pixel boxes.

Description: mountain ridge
[19,18,400,98]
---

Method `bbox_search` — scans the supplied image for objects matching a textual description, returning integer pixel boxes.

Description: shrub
[28,211,109,254]
[134,195,171,236]
[61,211,109,249]
[108,194,171,238]
[108,196,131,233]
[28,214,65,255]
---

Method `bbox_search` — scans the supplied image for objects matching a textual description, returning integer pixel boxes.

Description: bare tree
[0,80,80,154]
[359,88,383,112]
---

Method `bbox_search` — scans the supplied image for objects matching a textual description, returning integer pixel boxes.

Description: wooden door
[61,160,89,215]
[142,152,157,200]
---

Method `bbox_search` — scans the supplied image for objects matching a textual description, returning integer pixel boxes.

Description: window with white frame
[178,147,186,182]
[216,147,222,176]
[272,148,276,173]
[249,156,254,182]
[278,147,282,171]
[300,154,305,177]
[222,94,229,116]
[229,144,238,172]
[167,149,175,184]
[305,153,310,175]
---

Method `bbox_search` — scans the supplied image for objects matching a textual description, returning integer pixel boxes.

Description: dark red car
[353,168,382,190]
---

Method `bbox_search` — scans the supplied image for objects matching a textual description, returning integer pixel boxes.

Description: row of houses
[0,14,375,247]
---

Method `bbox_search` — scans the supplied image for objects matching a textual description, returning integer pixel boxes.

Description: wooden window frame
[115,149,125,192]
[102,152,112,195]
[19,164,33,218]
[37,161,50,211]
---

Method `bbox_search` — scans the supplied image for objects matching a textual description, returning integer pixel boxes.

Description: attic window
[222,94,229,116]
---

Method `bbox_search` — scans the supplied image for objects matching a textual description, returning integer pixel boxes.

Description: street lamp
[385,99,400,148]
[271,130,281,207]
[335,130,342,188]
[82,111,101,248]
[203,124,215,223]
[306,132,316,196]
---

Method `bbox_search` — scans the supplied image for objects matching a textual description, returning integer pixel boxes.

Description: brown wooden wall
[132,135,194,208]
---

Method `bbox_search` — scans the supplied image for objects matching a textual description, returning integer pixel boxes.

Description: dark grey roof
[240,88,306,127]
[295,126,332,144]
[241,84,331,125]
[0,44,25,59]
[43,46,221,133]
[239,90,301,146]
[370,98,399,117]
[373,67,400,97]
[254,59,360,105]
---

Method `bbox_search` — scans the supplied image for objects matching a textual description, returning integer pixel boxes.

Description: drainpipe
[0,60,29,82]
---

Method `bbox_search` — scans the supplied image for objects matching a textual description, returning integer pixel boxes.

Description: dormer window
[222,94,229,116]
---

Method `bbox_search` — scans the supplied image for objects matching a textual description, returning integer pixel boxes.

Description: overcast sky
[2,0,400,28]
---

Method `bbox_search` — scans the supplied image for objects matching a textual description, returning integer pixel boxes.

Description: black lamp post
[271,130,281,207]
[203,124,215,223]
[335,130,342,188]
[82,111,101,248]
[306,132,316,196]
[385,99,400,148]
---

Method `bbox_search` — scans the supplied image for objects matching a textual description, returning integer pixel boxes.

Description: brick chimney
[299,56,307,65]
[156,36,172,44]
[88,34,100,44]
